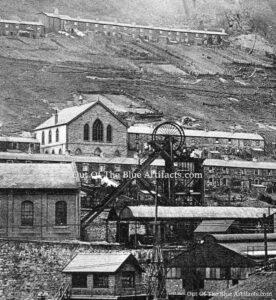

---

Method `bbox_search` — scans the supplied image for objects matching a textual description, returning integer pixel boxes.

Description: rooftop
[127,126,264,141]
[0,163,80,189]
[41,12,227,36]
[204,159,276,169]
[63,253,141,273]
[120,206,275,220]
[0,136,39,143]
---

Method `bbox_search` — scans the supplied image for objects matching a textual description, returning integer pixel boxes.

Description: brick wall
[0,190,80,241]
[67,103,127,157]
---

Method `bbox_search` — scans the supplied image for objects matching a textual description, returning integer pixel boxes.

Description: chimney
[78,94,84,105]
[252,157,258,162]
[54,8,59,15]
[54,110,58,124]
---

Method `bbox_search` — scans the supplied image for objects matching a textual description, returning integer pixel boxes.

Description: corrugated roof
[0,136,39,143]
[204,159,276,169]
[120,206,276,220]
[63,253,133,273]
[34,102,96,130]
[127,126,263,141]
[41,12,227,36]
[194,219,234,233]
[0,163,79,189]
[207,233,276,243]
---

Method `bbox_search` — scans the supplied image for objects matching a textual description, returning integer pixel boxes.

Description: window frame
[56,128,59,143]
[72,273,88,288]
[93,273,109,288]
[106,125,112,142]
[21,201,34,226]
[121,271,135,288]
[92,119,104,142]
[55,201,67,226]
[84,123,90,141]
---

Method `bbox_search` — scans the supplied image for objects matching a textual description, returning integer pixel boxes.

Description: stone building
[38,11,226,44]
[0,163,81,240]
[0,19,45,38]
[33,100,128,157]
[63,252,146,299]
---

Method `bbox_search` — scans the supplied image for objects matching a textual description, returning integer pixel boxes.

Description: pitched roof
[0,163,80,189]
[40,12,227,36]
[63,253,140,273]
[34,102,96,130]
[194,219,235,233]
[34,100,127,130]
[128,126,264,141]
[120,206,276,220]
[0,136,39,143]
[204,159,276,169]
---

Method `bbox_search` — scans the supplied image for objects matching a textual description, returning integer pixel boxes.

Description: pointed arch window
[94,147,102,157]
[56,128,59,142]
[106,125,112,142]
[55,201,67,226]
[92,119,103,142]
[84,123,89,141]
[21,201,34,226]
[48,130,52,144]
[42,131,45,145]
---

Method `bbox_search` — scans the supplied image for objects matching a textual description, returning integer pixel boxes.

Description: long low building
[0,136,40,153]
[117,206,276,245]
[128,125,264,158]
[203,159,276,198]
[38,11,226,44]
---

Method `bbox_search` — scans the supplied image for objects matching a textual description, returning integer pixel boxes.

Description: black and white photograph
[0,1,276,299]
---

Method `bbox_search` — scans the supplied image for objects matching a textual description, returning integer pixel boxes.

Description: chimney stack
[78,94,84,105]
[54,110,58,124]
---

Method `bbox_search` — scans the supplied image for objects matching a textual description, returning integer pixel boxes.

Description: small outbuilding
[63,252,147,299]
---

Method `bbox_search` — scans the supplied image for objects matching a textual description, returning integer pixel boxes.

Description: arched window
[55,201,67,226]
[52,149,55,154]
[83,123,89,141]
[21,201,34,226]
[48,130,52,144]
[94,147,102,157]
[92,119,103,142]
[106,125,112,142]
[75,148,82,155]
[56,128,59,142]
[42,131,45,145]
[59,149,62,155]
[114,150,120,157]
[45,150,49,154]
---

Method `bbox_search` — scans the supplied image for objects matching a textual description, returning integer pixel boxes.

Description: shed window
[122,272,135,288]
[56,128,59,142]
[106,125,112,142]
[48,130,52,144]
[55,201,67,226]
[21,201,34,226]
[72,273,87,288]
[94,274,109,288]
[92,119,103,142]
[42,131,45,145]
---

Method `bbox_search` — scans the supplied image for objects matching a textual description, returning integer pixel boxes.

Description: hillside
[0,0,275,145]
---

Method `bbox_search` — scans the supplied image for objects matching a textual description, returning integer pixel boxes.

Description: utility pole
[263,213,268,267]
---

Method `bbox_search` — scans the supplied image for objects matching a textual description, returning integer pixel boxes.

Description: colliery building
[0,163,81,240]
[38,11,227,44]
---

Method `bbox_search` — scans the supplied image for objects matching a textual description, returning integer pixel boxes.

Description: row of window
[41,128,59,145]
[72,272,135,289]
[84,120,112,142]
[207,167,273,176]
[21,200,67,226]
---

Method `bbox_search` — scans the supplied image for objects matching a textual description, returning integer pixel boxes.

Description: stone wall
[0,239,123,300]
